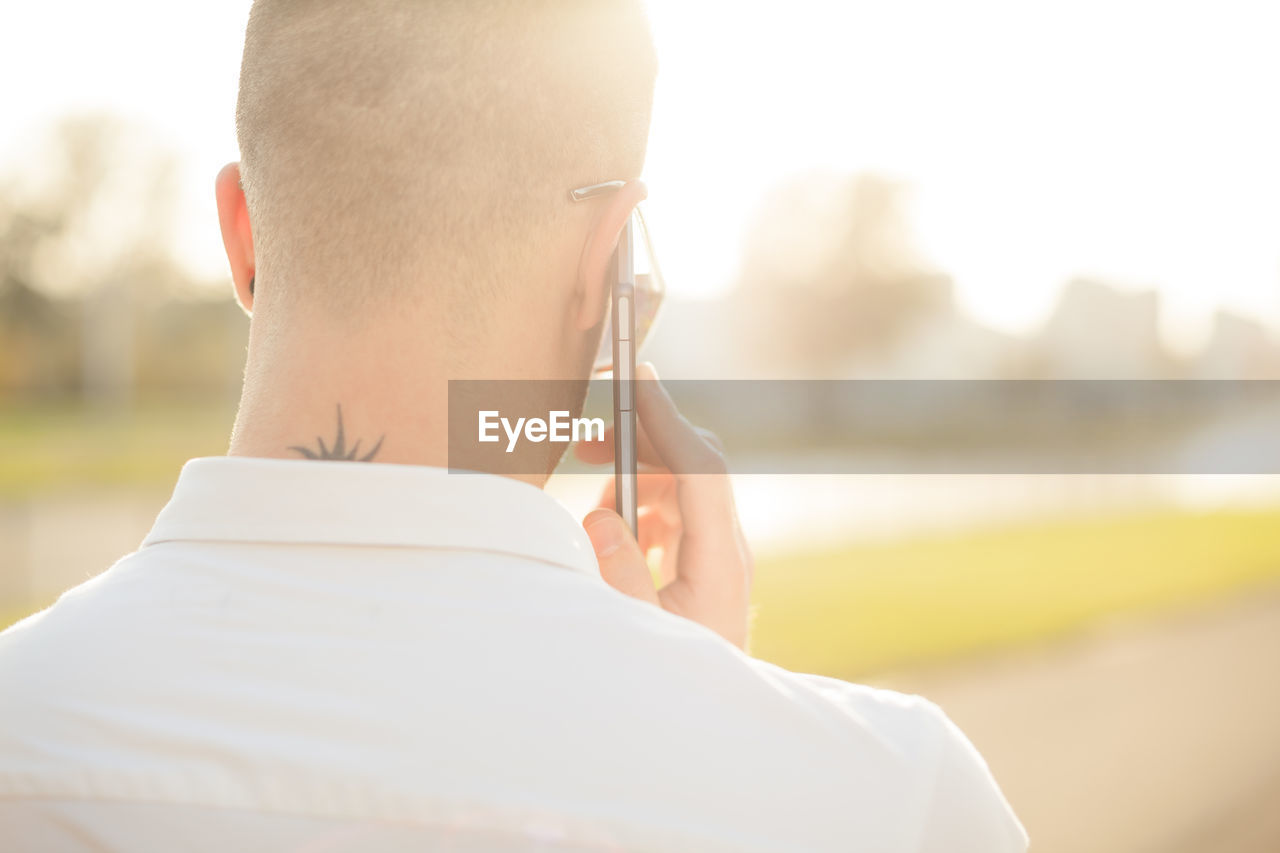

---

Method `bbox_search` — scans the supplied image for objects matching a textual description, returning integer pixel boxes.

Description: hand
[576,363,754,650]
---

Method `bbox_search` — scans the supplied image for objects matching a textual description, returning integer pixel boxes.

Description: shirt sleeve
[915,700,1029,853]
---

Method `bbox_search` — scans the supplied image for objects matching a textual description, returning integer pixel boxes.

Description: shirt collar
[142,456,601,579]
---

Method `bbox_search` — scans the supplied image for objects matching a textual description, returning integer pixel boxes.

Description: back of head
[236,0,656,322]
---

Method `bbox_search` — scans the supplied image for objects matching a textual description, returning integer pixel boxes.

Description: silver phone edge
[613,217,639,535]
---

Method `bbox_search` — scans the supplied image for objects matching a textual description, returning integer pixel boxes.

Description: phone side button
[616,341,634,409]
[616,295,632,341]
[618,416,637,527]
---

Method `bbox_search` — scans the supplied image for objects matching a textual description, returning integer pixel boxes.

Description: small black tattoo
[288,404,385,462]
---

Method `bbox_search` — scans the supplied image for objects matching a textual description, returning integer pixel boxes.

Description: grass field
[0,401,236,499]
[748,509,1280,678]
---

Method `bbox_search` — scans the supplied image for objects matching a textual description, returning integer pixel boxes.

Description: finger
[634,364,736,531]
[633,364,727,476]
[594,471,679,519]
[582,509,660,606]
[633,364,746,598]
[574,431,614,465]
[636,509,680,554]
[658,534,681,586]
[573,422,663,468]
[635,512,682,586]
[696,427,725,454]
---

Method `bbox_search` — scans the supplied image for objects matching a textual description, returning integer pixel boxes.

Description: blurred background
[3,1,1280,851]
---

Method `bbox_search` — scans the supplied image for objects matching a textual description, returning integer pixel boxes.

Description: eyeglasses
[569,180,666,373]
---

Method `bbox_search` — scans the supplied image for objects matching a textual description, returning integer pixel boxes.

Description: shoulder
[0,547,158,689]
[740,659,1028,852]
[742,657,956,769]
[618,622,1030,851]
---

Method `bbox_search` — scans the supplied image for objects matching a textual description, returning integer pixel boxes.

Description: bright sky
[3,0,1278,349]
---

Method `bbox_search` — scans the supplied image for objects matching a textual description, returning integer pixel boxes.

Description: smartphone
[610,216,639,535]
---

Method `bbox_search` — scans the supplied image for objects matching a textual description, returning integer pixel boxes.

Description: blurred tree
[734,171,950,376]
[0,114,245,405]
[0,198,77,396]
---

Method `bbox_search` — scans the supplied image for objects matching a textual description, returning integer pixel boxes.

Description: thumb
[583,509,660,606]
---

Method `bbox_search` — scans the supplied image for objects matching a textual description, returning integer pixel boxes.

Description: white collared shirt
[0,457,1026,852]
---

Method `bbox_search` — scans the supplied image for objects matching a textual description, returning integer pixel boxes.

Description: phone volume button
[617,296,633,341]
[616,341,634,409]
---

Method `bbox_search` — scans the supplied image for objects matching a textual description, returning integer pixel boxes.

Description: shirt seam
[0,788,777,853]
[139,537,600,580]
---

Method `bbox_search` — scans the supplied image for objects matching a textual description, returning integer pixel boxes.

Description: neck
[227,307,560,488]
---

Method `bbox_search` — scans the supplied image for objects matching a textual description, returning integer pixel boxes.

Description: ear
[215,162,256,314]
[573,179,647,331]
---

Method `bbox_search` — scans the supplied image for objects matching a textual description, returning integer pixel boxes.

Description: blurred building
[841,308,1024,379]
[1193,309,1280,379]
[1032,278,1169,379]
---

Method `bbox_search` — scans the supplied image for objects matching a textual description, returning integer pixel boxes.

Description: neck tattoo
[288,404,385,462]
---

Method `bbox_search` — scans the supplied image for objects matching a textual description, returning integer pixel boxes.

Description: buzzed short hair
[236,0,656,316]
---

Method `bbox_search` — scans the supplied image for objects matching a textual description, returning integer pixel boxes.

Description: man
[0,1,1027,850]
